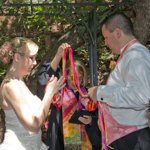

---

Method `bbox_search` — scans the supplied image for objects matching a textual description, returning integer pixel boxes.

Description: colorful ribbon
[61,47,96,112]
[98,102,109,150]
[45,47,96,111]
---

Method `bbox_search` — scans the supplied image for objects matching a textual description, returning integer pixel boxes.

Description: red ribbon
[62,47,96,111]
[45,47,96,111]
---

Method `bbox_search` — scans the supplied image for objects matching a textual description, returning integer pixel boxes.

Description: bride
[0,37,65,150]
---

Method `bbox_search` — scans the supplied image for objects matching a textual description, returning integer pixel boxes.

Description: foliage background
[1,1,150,149]
[0,0,150,93]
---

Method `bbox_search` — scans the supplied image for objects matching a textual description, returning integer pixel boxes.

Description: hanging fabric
[61,47,94,149]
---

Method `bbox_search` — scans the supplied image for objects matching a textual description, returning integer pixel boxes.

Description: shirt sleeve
[97,58,150,110]
[37,63,60,99]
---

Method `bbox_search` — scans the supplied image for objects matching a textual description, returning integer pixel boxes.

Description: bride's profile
[0,37,64,150]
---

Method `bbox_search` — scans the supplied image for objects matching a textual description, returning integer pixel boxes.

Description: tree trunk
[133,0,150,44]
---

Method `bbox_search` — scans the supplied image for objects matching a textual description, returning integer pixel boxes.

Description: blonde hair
[2,37,38,83]
[67,60,88,86]
[11,37,39,56]
[0,37,39,64]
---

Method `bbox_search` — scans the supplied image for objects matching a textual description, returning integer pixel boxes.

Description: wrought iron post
[88,9,98,86]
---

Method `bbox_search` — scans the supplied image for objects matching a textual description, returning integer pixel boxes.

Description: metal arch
[60,9,98,86]
[0,1,126,86]
[0,2,113,16]
[88,9,98,86]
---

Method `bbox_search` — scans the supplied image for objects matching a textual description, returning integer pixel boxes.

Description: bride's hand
[45,75,65,95]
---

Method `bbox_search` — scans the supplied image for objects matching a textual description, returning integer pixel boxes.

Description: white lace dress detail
[0,95,48,150]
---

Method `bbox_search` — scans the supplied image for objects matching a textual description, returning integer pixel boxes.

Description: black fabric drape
[37,63,64,150]
[37,63,101,150]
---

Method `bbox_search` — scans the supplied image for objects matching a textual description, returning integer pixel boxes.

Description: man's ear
[114,28,122,39]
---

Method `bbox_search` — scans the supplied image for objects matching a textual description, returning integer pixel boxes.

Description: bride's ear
[14,53,21,62]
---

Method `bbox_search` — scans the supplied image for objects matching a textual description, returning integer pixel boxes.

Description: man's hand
[88,86,98,102]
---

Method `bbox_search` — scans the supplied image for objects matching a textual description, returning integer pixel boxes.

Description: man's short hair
[101,12,134,35]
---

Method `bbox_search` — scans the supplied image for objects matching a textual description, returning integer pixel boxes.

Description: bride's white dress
[0,109,47,150]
